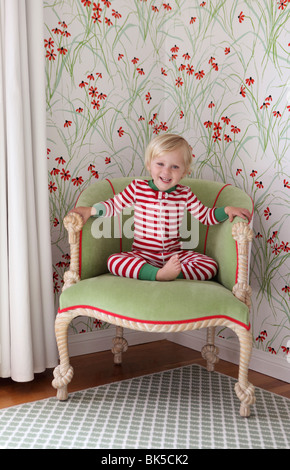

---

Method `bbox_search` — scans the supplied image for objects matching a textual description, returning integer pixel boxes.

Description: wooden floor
[0,340,289,409]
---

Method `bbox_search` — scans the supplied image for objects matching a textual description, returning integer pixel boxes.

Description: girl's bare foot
[156,255,181,281]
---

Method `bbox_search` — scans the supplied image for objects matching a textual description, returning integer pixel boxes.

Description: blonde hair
[145,133,192,169]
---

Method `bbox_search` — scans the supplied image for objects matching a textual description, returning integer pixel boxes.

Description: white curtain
[0,0,58,381]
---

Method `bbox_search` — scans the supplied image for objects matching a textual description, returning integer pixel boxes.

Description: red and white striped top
[100,179,219,253]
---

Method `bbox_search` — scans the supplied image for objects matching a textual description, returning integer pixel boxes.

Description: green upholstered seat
[60,275,250,329]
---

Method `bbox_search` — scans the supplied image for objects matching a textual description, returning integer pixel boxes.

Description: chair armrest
[62,212,84,291]
[232,221,253,309]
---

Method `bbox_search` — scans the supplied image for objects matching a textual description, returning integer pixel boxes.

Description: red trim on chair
[58,304,250,330]
[105,179,123,253]
[203,184,231,254]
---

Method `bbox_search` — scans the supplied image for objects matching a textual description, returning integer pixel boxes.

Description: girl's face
[147,149,189,191]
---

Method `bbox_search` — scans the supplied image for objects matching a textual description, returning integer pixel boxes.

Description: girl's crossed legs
[107,249,218,281]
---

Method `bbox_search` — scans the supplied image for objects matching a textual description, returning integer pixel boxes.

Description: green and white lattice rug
[0,365,289,449]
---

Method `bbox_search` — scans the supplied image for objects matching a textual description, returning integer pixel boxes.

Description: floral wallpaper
[44,0,290,361]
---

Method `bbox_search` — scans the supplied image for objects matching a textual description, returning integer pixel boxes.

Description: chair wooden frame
[52,212,255,417]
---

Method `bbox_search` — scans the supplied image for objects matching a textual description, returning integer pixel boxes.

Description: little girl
[71,134,251,281]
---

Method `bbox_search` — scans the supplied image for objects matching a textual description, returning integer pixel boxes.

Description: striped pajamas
[99,179,220,281]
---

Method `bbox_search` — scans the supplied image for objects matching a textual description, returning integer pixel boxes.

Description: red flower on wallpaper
[260,101,270,109]
[46,49,56,61]
[76,107,83,113]
[98,92,107,100]
[224,134,232,143]
[273,110,281,117]
[190,17,196,24]
[221,116,230,124]
[55,156,66,165]
[212,132,221,142]
[272,243,280,255]
[89,86,98,97]
[208,101,215,108]
[92,12,101,23]
[231,125,240,133]
[195,70,205,80]
[117,126,124,137]
[132,57,139,64]
[186,65,194,75]
[179,111,184,119]
[64,120,72,127]
[48,181,57,193]
[152,6,159,12]
[93,2,102,14]
[171,45,179,53]
[182,52,191,60]
[280,241,290,252]
[60,169,71,181]
[278,1,287,10]
[72,176,84,186]
[211,62,218,71]
[44,38,54,49]
[214,122,222,132]
[112,10,122,19]
[204,120,212,128]
[163,3,172,11]
[105,17,113,26]
[161,67,167,76]
[51,168,60,175]
[282,286,290,294]
[175,77,183,87]
[91,99,100,109]
[283,179,290,188]
[52,27,62,35]
[91,170,99,179]
[264,207,271,220]
[79,80,88,88]
[58,20,68,29]
[105,157,111,164]
[236,169,242,175]
[250,170,257,177]
[102,0,111,6]
[240,86,246,97]
[255,181,264,188]
[245,76,254,86]
[224,47,230,55]
[81,0,91,6]
[57,47,68,55]
[159,122,168,131]
[137,67,145,75]
[238,11,244,23]
[145,92,152,103]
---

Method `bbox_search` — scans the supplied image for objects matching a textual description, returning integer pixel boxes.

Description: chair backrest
[76,177,253,290]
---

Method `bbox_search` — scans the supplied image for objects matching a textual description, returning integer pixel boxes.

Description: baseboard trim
[167,330,290,383]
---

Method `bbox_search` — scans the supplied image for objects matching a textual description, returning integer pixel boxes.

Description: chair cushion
[59,274,250,329]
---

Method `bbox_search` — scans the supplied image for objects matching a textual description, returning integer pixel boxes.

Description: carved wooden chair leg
[52,311,74,401]
[201,326,219,372]
[112,326,128,364]
[234,326,256,417]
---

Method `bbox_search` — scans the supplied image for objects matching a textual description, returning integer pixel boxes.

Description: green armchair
[52,177,255,417]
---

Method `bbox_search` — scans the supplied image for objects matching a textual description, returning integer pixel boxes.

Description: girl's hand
[224,206,252,223]
[68,206,93,225]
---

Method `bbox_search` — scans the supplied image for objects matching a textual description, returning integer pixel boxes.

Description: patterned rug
[0,365,289,449]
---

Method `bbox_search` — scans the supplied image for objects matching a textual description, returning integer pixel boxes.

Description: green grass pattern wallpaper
[44,0,290,361]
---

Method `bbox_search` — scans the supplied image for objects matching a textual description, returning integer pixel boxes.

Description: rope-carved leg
[234,325,256,417]
[201,326,219,372]
[112,326,128,364]
[52,311,74,400]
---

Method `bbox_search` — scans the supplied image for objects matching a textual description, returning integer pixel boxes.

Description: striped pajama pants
[107,250,218,281]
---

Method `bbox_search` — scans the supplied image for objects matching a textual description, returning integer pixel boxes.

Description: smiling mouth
[160,177,172,183]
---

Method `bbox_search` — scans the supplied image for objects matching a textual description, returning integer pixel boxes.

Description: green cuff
[138,264,184,281]
[214,207,228,222]
[92,202,106,217]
